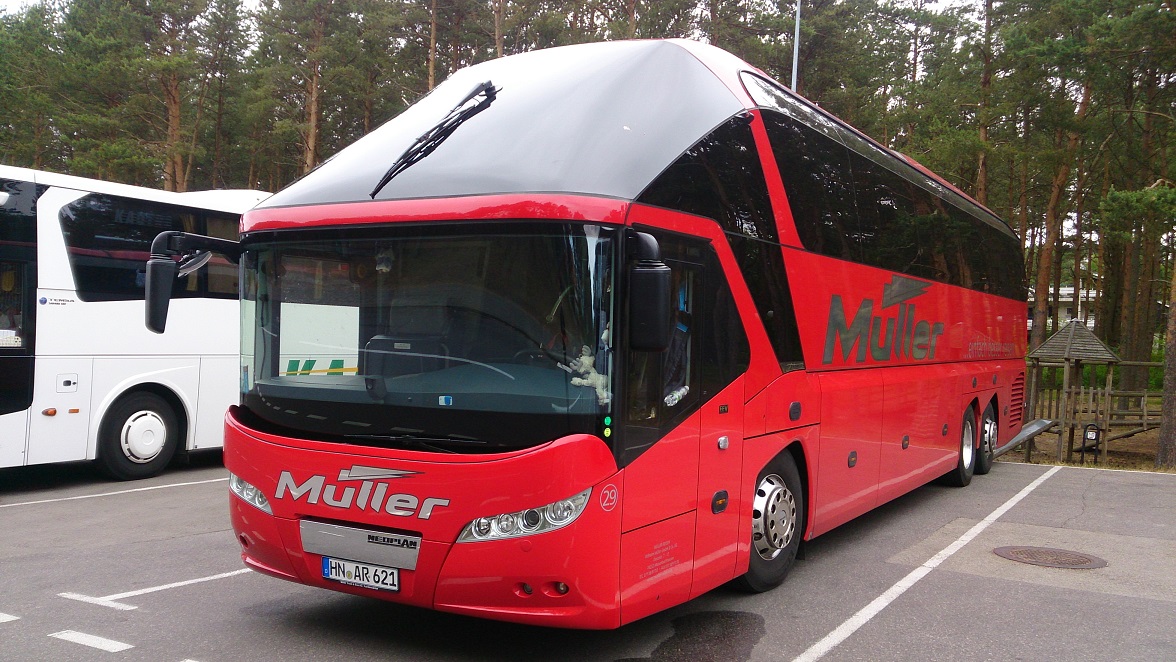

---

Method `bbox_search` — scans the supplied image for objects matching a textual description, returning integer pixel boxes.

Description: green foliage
[0,0,1171,279]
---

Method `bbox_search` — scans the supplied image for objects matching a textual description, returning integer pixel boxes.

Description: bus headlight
[457,488,591,542]
[229,473,273,514]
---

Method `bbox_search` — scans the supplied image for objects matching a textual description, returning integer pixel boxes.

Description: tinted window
[59,194,237,302]
[742,73,844,143]
[957,207,1024,298]
[261,41,743,207]
[625,235,702,436]
[850,153,1023,299]
[0,178,41,248]
[636,112,805,373]
[760,109,859,261]
[700,249,751,396]
[742,72,1023,300]
[205,213,240,296]
[638,113,776,241]
[727,234,804,371]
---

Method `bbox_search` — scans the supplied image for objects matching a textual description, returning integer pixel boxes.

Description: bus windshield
[240,222,618,451]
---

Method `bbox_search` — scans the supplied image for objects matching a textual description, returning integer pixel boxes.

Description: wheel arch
[91,381,191,460]
[783,439,812,554]
[966,397,981,448]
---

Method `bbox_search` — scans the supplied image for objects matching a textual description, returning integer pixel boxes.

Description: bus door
[618,233,709,622]
[0,178,41,467]
[26,187,94,465]
[691,247,751,596]
[0,259,34,467]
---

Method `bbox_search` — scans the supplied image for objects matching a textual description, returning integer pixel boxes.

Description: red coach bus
[145,39,1042,628]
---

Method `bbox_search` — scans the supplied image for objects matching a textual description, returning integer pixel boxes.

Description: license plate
[322,557,400,592]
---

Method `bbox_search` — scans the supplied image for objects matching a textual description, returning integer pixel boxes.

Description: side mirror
[145,255,177,334]
[628,232,672,352]
[143,231,241,334]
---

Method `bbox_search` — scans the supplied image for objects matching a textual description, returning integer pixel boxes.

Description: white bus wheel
[97,392,180,480]
[975,403,998,476]
[942,407,977,487]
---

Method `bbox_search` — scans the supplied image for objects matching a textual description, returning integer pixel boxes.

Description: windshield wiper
[344,433,486,454]
[369,80,498,198]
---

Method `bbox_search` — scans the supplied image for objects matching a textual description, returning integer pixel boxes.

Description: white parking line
[60,568,252,611]
[48,630,134,652]
[0,612,19,623]
[0,477,229,509]
[793,465,1062,662]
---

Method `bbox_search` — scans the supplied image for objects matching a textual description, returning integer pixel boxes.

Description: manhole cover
[993,546,1108,569]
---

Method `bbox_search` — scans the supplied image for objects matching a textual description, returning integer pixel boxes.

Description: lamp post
[791,0,801,90]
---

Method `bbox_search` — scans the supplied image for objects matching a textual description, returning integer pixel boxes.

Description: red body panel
[783,248,1026,372]
[242,194,630,233]
[224,410,626,628]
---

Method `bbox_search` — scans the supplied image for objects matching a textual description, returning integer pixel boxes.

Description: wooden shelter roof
[1028,319,1121,363]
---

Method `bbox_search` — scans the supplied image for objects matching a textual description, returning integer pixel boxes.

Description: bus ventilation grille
[1009,373,1025,427]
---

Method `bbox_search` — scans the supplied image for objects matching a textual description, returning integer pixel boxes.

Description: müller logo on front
[274,465,450,520]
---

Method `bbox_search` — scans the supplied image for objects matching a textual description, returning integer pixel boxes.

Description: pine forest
[1,0,1174,368]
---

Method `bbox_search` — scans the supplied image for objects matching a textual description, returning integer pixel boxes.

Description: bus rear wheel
[735,452,804,593]
[97,392,179,480]
[975,403,997,475]
[942,407,976,487]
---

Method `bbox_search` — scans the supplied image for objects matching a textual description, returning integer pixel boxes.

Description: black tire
[941,407,976,487]
[975,402,997,475]
[97,392,180,480]
[735,452,804,593]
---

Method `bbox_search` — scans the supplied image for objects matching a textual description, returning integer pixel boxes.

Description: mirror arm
[150,231,241,263]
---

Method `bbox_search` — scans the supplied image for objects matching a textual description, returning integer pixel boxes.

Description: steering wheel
[512,348,560,366]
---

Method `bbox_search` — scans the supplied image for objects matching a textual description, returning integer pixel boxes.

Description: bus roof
[258,40,745,209]
[0,164,269,214]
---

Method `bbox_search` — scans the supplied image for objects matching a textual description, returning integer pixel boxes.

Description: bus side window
[59,194,196,302]
[0,262,26,343]
[624,236,700,430]
[205,213,240,297]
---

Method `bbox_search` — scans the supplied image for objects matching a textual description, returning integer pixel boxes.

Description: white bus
[0,165,269,479]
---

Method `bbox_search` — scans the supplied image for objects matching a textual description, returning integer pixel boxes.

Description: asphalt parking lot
[1,454,1173,661]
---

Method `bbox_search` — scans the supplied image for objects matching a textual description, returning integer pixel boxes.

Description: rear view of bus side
[156,39,1029,628]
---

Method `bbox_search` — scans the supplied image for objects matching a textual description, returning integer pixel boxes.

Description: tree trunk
[975,0,993,206]
[301,3,330,174]
[1030,81,1091,350]
[163,72,186,192]
[303,61,321,174]
[1094,163,1119,343]
[428,0,437,90]
[1071,160,1087,322]
[1158,265,1176,469]
[494,0,504,57]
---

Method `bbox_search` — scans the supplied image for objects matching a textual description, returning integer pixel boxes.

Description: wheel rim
[982,414,998,456]
[961,417,975,469]
[752,474,796,561]
[120,410,168,464]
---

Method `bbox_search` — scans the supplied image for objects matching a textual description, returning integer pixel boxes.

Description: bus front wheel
[735,452,804,593]
[97,392,180,480]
